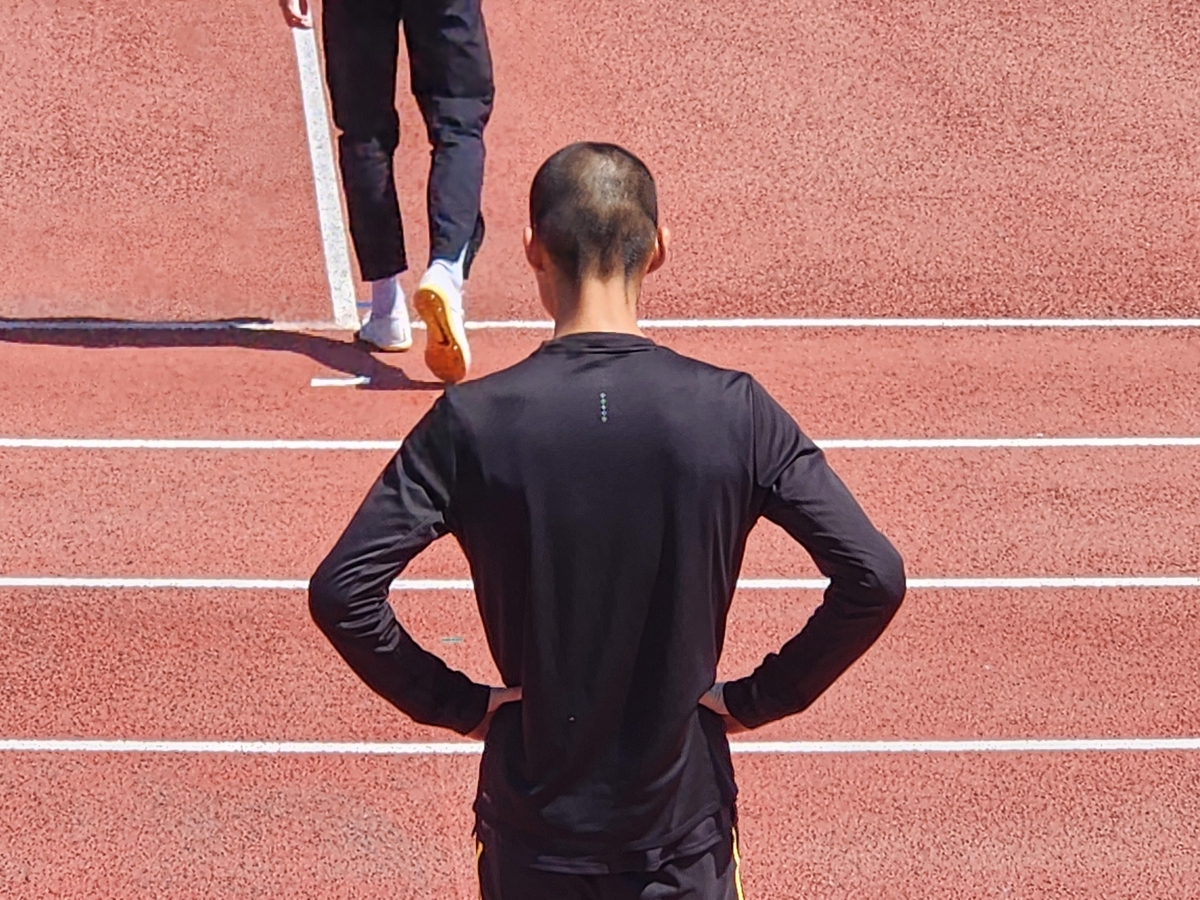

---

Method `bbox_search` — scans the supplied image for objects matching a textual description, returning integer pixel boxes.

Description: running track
[2,1,1199,897]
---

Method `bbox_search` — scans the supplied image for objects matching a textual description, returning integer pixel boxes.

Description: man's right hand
[699,682,748,734]
[280,0,312,28]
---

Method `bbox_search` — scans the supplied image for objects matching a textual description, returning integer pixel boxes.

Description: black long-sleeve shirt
[309,332,905,873]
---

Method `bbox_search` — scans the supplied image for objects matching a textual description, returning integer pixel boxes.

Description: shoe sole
[414,285,470,383]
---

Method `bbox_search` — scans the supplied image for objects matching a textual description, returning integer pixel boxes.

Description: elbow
[307,561,346,633]
[864,541,907,615]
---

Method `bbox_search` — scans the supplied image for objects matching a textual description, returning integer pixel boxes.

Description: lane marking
[459,317,1200,331]
[1,576,1197,591]
[3,436,1200,451]
[290,26,358,330]
[4,317,1200,333]
[1,737,1197,755]
[0,438,401,451]
[745,576,1200,589]
[822,437,1200,449]
[310,376,371,388]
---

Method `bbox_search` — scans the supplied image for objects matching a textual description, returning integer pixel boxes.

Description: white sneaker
[356,312,413,352]
[414,264,471,383]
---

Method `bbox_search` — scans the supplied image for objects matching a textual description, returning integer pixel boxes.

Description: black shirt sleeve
[722,378,907,729]
[308,394,491,736]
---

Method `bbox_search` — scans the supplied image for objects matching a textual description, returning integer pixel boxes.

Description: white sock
[369,276,404,320]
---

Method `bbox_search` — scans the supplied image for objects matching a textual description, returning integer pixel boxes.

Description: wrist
[719,679,755,730]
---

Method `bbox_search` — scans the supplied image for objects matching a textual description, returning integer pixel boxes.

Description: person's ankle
[424,259,464,294]
[425,243,469,294]
[369,275,406,320]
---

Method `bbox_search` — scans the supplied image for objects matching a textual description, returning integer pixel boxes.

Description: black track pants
[322,0,492,281]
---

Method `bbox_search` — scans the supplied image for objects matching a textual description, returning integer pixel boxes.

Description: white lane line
[4,317,1200,333]
[457,318,1200,330]
[4,436,1200,451]
[2,737,1197,755]
[290,26,358,330]
[639,317,1200,330]
[737,737,1200,753]
[1,576,1197,591]
[310,376,371,388]
[824,437,1200,449]
[455,317,1200,331]
[0,438,402,451]
[745,577,1200,589]
[0,577,466,591]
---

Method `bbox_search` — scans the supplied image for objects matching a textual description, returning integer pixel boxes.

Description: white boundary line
[645,317,1200,329]
[310,376,371,388]
[459,317,1200,331]
[1,576,1197,591]
[290,26,358,330]
[4,317,1200,333]
[1,737,1197,755]
[821,437,1200,449]
[3,436,1200,451]
[0,438,402,450]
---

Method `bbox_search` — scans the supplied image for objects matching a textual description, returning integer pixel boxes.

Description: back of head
[529,143,658,285]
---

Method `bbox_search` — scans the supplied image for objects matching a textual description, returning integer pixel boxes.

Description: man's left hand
[467,685,522,740]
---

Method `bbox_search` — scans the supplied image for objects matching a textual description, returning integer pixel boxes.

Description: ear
[646,225,670,275]
[523,226,543,272]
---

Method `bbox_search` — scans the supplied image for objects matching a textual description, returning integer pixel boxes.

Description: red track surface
[3,0,1200,897]
[0,1,329,322]
[1,329,1199,438]
[3,1,1199,320]
[6,449,1200,579]
[3,587,1198,744]
[3,753,1198,897]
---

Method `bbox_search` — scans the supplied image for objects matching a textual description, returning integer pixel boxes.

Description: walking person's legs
[322,0,414,351]
[402,0,494,382]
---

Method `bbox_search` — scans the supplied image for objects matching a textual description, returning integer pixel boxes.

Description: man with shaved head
[310,142,906,898]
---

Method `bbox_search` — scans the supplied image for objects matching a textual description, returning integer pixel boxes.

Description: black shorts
[475,826,746,900]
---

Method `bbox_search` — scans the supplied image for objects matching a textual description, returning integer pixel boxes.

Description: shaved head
[529,143,658,285]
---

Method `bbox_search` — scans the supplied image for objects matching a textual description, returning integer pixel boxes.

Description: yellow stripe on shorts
[732,826,746,899]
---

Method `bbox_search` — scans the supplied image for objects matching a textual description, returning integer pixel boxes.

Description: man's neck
[551,276,645,339]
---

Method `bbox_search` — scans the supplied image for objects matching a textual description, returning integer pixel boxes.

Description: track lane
[8,0,1197,325]
[4,449,1198,580]
[1,752,1196,898]
[1,329,1198,439]
[6,0,1198,892]
[2,587,1196,744]
[0,0,329,322]
[459,0,1200,320]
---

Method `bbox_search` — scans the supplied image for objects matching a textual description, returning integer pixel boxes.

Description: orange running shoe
[414,266,471,383]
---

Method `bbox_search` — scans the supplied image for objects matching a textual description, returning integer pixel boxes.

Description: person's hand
[699,682,748,734]
[467,685,522,740]
[280,0,312,28]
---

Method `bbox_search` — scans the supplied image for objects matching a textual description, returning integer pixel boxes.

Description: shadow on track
[0,317,445,391]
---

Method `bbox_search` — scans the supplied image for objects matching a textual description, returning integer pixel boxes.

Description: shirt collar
[542,336,662,355]
[540,332,657,354]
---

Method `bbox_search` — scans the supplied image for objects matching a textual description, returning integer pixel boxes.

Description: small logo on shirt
[599,392,608,423]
